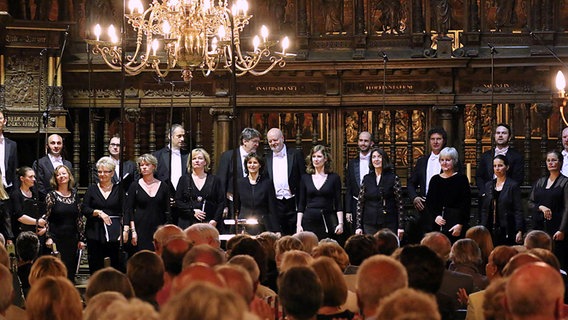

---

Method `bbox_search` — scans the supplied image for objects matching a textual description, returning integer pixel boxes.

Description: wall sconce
[555,71,568,126]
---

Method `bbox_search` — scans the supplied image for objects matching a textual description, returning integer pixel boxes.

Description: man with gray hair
[153,224,186,255]
[185,223,221,249]
[356,255,408,319]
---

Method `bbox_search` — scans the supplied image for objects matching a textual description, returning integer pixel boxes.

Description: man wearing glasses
[93,134,137,190]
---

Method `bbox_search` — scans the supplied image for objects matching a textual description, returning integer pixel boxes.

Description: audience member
[376,287,442,320]
[83,292,127,320]
[170,264,225,297]
[99,297,160,320]
[482,277,508,320]
[162,282,248,320]
[153,224,186,255]
[449,238,488,291]
[126,250,164,310]
[156,238,191,306]
[279,266,323,320]
[185,223,220,248]
[275,235,304,268]
[256,232,279,291]
[15,231,40,296]
[356,255,408,319]
[228,254,276,300]
[215,264,255,304]
[311,242,350,272]
[311,256,354,319]
[280,250,314,272]
[502,252,542,277]
[228,237,268,286]
[28,255,67,286]
[182,244,226,268]
[524,229,553,251]
[84,267,135,302]
[293,231,319,254]
[26,276,83,320]
[374,228,399,255]
[465,225,494,271]
[505,262,565,320]
[343,234,377,273]
[0,264,23,320]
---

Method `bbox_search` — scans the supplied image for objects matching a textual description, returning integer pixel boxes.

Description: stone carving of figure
[495,0,517,29]
[433,0,451,36]
[375,0,403,34]
[322,0,343,33]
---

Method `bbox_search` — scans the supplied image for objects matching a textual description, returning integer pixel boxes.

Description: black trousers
[87,239,121,274]
[274,197,297,235]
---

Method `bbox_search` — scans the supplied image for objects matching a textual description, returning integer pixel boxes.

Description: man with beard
[345,132,374,233]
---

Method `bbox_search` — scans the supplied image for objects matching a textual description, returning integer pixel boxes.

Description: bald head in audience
[505,262,565,320]
[185,223,221,248]
[153,224,186,255]
[502,252,542,277]
[171,264,225,296]
[421,231,452,262]
[356,255,408,319]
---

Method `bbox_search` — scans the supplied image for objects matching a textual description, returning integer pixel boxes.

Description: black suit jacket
[407,155,428,201]
[217,148,246,197]
[2,137,18,188]
[480,178,525,235]
[476,148,524,196]
[153,147,189,193]
[264,146,305,201]
[32,156,73,201]
[345,157,365,215]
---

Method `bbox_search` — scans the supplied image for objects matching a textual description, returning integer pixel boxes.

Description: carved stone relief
[4,55,43,109]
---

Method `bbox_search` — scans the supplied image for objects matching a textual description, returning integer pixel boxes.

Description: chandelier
[86,0,292,82]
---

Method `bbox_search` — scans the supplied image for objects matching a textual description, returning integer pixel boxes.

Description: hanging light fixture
[86,0,292,82]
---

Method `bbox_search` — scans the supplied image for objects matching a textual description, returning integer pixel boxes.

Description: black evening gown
[175,174,224,229]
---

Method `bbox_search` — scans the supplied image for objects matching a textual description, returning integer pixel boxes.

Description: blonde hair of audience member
[293,231,319,254]
[421,231,452,262]
[182,244,226,268]
[311,242,350,272]
[505,262,565,320]
[376,287,441,320]
[356,255,408,318]
[28,255,67,286]
[466,225,494,267]
[280,250,314,273]
[83,292,127,320]
[482,277,508,320]
[26,276,83,320]
[153,224,185,255]
[275,235,304,267]
[228,255,261,292]
[185,223,221,248]
[85,267,135,302]
[311,257,349,312]
[0,265,12,315]
[171,263,225,296]
[162,282,248,320]
[449,238,483,266]
[215,264,255,304]
[99,298,160,320]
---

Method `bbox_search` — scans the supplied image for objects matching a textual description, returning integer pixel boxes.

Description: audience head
[280,250,314,273]
[465,225,494,265]
[16,231,40,262]
[374,228,400,256]
[162,282,248,320]
[256,232,278,262]
[26,276,83,320]
[85,267,135,302]
[311,256,348,308]
[398,245,444,294]
[171,263,225,296]
[83,292,127,320]
[185,223,220,249]
[228,255,261,291]
[0,265,12,315]
[344,234,377,266]
[293,231,319,254]
[275,235,304,268]
[356,255,408,317]
[486,245,517,280]
[311,242,350,272]
[28,255,67,286]
[420,231,452,262]
[502,252,542,277]
[228,237,267,283]
[215,264,255,304]
[226,234,251,255]
[505,262,565,320]
[0,245,7,268]
[278,266,323,320]
[306,144,333,174]
[162,238,192,276]
[482,277,508,320]
[100,298,160,320]
[182,244,226,268]
[153,224,186,255]
[126,250,164,301]
[524,230,553,251]
[527,248,561,271]
[376,287,441,320]
[449,238,483,267]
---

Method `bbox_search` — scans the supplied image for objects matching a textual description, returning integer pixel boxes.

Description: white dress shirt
[426,152,441,195]
[171,148,182,190]
[273,145,293,199]
[562,150,568,176]
[359,153,370,184]
[0,135,6,187]
[48,153,64,169]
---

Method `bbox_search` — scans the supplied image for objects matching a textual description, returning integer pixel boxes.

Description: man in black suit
[33,134,72,201]
[344,131,373,232]
[265,128,305,235]
[0,111,18,193]
[476,123,524,197]
[407,127,447,243]
[92,135,137,190]
[217,127,261,217]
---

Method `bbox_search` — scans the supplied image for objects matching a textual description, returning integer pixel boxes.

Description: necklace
[99,183,112,191]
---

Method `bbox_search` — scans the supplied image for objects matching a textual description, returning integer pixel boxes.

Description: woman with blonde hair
[465,225,494,270]
[175,148,224,229]
[26,276,83,320]
[45,165,84,283]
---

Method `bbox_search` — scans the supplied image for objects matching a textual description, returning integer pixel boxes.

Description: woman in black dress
[175,148,224,229]
[425,147,471,243]
[9,167,46,242]
[81,156,124,273]
[355,148,405,238]
[234,152,276,234]
[528,150,568,267]
[480,154,524,246]
[45,165,84,283]
[297,145,344,240]
[125,154,170,252]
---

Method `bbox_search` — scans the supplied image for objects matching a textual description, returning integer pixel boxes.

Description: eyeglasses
[98,170,113,175]
[109,143,121,147]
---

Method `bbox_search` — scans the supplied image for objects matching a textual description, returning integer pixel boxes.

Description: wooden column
[73,111,81,185]
[210,107,233,169]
